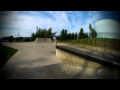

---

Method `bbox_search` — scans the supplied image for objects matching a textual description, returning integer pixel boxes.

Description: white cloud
[83,11,101,32]
[0,11,70,37]
[0,11,102,38]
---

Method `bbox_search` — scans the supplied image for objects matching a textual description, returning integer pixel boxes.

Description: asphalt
[0,42,120,79]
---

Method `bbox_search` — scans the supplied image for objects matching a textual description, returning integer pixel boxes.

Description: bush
[8,36,14,43]
[24,38,31,42]
[30,37,36,41]
[0,39,3,47]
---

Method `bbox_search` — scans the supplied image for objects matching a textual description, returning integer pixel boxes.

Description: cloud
[81,11,102,32]
[0,11,70,37]
[0,11,103,38]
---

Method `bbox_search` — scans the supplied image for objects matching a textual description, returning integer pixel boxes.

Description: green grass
[0,46,18,69]
[58,38,120,51]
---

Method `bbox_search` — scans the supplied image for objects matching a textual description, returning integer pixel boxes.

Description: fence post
[87,32,88,46]
[114,32,115,50]
[105,31,106,51]
[101,32,102,48]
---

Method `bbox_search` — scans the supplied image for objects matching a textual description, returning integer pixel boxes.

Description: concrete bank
[56,45,120,79]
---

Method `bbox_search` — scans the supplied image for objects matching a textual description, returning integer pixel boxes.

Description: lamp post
[7,34,8,41]
[77,33,79,39]
[18,32,20,42]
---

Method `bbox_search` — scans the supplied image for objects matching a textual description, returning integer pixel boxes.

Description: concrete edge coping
[56,45,120,71]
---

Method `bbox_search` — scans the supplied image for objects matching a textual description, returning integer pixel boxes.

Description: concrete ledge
[56,45,120,71]
[56,49,102,70]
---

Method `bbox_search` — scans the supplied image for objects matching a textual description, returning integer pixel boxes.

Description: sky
[0,11,120,38]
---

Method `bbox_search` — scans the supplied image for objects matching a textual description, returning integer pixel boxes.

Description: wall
[56,48,120,79]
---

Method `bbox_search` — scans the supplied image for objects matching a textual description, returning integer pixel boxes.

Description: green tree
[79,28,84,39]
[32,26,57,39]
[0,38,3,47]
[34,27,53,38]
[8,35,14,43]
[64,29,67,40]
[31,33,36,37]
[31,33,36,41]
[35,28,41,37]
[47,27,52,38]
[52,32,57,36]
[71,33,75,40]
[89,24,93,38]
[74,32,77,39]
[89,24,97,38]
[84,32,88,38]
[60,29,67,40]
[92,29,97,38]
[42,29,47,38]
[67,33,71,40]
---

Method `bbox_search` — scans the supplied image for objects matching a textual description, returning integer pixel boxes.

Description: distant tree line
[0,38,3,47]
[1,36,32,42]
[31,24,97,41]
[79,28,88,39]
[60,29,77,40]
[1,36,14,43]
[59,24,97,40]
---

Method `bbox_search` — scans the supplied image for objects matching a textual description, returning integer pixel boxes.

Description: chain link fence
[77,32,120,51]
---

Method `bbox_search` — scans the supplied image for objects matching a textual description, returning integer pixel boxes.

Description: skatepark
[0,38,120,79]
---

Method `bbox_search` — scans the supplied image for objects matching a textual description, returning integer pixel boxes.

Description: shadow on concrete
[49,51,56,54]
[71,60,120,79]
[0,62,72,79]
[71,59,89,79]
[93,66,120,79]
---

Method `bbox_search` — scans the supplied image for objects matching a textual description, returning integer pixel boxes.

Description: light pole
[18,32,20,42]
[77,33,79,39]
[7,34,8,41]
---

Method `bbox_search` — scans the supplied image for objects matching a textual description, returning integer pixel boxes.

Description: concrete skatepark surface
[34,38,52,43]
[0,42,88,79]
[0,39,120,79]
[56,45,120,67]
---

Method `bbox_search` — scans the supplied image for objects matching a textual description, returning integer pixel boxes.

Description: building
[94,19,120,39]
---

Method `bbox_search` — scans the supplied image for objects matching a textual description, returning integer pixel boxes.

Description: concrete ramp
[34,38,52,43]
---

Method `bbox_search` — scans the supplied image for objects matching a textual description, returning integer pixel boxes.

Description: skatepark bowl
[0,38,120,79]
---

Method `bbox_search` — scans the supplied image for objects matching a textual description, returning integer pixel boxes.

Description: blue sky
[0,11,120,38]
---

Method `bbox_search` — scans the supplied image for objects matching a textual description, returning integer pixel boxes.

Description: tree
[84,32,88,38]
[31,33,36,37]
[92,29,97,38]
[89,24,97,38]
[0,38,3,47]
[35,28,41,37]
[71,33,75,40]
[31,33,36,41]
[79,28,84,39]
[67,33,72,40]
[47,27,52,38]
[60,29,68,40]
[34,27,53,38]
[74,32,77,39]
[89,24,92,32]
[89,24,93,38]
[52,32,57,36]
[8,35,14,43]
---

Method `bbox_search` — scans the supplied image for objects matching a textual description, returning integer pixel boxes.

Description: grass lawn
[0,46,18,69]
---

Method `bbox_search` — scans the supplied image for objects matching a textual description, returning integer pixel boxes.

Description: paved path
[0,42,120,79]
